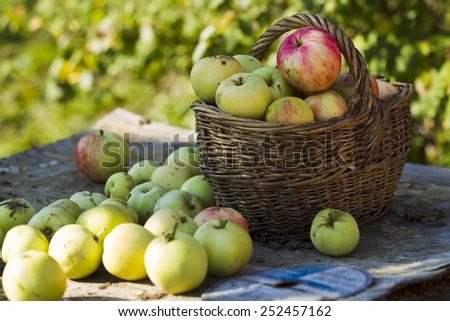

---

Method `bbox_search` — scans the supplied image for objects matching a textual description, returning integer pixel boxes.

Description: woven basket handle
[250,13,386,165]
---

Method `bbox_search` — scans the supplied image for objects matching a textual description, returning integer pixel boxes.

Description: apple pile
[190,26,399,123]
[0,143,253,300]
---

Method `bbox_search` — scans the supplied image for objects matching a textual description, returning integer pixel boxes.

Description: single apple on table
[1,225,49,264]
[48,224,103,279]
[233,54,264,72]
[28,205,76,241]
[309,208,360,256]
[265,96,315,124]
[277,26,342,93]
[190,55,243,105]
[2,250,67,301]
[194,206,249,231]
[252,66,294,102]
[69,191,107,212]
[144,208,198,236]
[180,175,216,208]
[127,182,167,224]
[329,70,380,102]
[75,129,130,183]
[153,189,205,219]
[216,72,272,120]
[104,171,136,201]
[194,219,253,277]
[305,90,348,122]
[128,159,160,185]
[0,198,36,234]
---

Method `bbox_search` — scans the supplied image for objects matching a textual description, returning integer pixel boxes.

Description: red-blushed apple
[75,129,130,183]
[376,79,399,98]
[194,206,249,231]
[277,26,341,92]
[330,71,380,102]
[215,72,272,120]
[264,96,314,124]
[190,55,243,105]
[233,54,263,72]
[305,90,348,121]
[252,66,294,103]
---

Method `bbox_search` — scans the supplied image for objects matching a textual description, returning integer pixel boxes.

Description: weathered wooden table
[1,109,449,301]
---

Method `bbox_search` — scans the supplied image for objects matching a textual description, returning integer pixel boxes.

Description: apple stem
[217,219,228,229]
[99,129,104,136]
[165,222,179,242]
[294,38,302,48]
[94,227,107,241]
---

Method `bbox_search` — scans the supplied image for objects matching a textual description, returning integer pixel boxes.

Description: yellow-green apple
[48,224,103,279]
[76,204,134,245]
[194,206,249,231]
[127,182,167,224]
[164,146,201,176]
[376,79,399,98]
[153,189,205,218]
[190,55,243,105]
[44,199,82,220]
[194,219,253,277]
[128,159,160,184]
[265,96,314,124]
[75,129,130,183]
[252,66,294,102]
[180,175,216,208]
[0,198,36,234]
[216,72,272,119]
[277,26,341,92]
[2,250,67,301]
[2,225,49,263]
[144,208,197,236]
[144,227,208,294]
[151,162,194,191]
[69,191,107,212]
[233,54,263,72]
[99,197,139,224]
[102,223,154,281]
[28,206,76,241]
[104,171,136,201]
[310,208,360,256]
[305,90,348,121]
[330,71,380,102]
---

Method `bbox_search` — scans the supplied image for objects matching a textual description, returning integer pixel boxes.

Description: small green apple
[180,175,216,208]
[102,223,154,281]
[253,66,294,102]
[44,199,82,220]
[2,250,67,301]
[233,54,263,72]
[151,162,194,191]
[2,225,49,263]
[48,224,103,279]
[69,191,107,212]
[310,208,360,256]
[127,182,167,224]
[104,172,136,201]
[216,72,272,120]
[265,96,315,124]
[99,198,139,224]
[144,208,197,236]
[28,206,76,241]
[190,55,243,105]
[153,189,205,219]
[164,146,201,176]
[128,159,160,184]
[0,198,36,233]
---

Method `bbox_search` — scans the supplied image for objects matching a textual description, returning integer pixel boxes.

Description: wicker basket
[190,14,413,248]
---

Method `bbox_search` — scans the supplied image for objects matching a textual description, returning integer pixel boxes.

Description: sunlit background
[0,0,449,166]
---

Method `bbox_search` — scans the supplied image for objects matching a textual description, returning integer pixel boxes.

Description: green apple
[305,90,348,121]
[102,223,154,281]
[104,171,136,201]
[233,54,263,72]
[265,96,314,124]
[2,225,49,263]
[127,182,167,224]
[144,227,208,294]
[48,224,103,279]
[252,66,294,102]
[76,204,134,245]
[153,189,205,219]
[75,129,130,183]
[194,219,253,277]
[310,208,360,256]
[99,198,139,224]
[180,175,216,208]
[2,250,67,301]
[28,206,76,241]
[164,146,201,176]
[69,191,107,212]
[0,198,36,233]
[144,208,197,236]
[44,198,82,220]
[151,162,194,191]
[215,72,272,120]
[128,159,160,184]
[190,55,243,105]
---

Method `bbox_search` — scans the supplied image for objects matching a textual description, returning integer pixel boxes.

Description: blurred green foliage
[0,0,449,166]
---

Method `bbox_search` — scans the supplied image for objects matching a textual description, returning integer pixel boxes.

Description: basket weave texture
[191,14,413,248]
